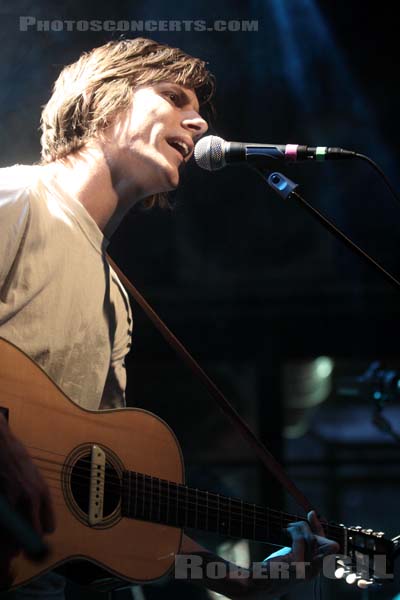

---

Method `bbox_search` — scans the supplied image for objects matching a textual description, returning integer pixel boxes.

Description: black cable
[289,188,400,291]
[256,164,400,292]
[355,153,400,206]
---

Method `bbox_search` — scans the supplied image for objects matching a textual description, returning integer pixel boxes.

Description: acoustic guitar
[0,338,397,591]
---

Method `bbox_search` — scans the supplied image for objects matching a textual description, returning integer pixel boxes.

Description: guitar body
[0,338,184,588]
[1,337,397,591]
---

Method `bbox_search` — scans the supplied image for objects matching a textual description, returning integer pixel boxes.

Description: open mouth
[167,138,192,161]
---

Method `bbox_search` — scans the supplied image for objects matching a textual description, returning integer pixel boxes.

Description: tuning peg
[345,573,358,585]
[334,566,346,579]
[334,558,350,580]
[348,525,362,532]
[357,578,374,589]
[346,573,377,587]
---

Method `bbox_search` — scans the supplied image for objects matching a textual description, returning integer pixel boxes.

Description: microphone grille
[194,135,225,171]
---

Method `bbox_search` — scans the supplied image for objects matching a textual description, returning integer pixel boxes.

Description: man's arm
[0,414,55,589]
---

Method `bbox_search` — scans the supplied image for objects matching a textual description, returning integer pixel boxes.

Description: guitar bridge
[88,445,106,525]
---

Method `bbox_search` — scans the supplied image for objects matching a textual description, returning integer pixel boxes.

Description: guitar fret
[134,472,138,517]
[178,484,184,527]
[175,483,179,526]
[123,471,353,556]
[166,480,170,524]
[142,474,146,518]
[127,471,131,517]
[229,498,243,537]
[126,471,280,542]
[219,496,228,534]
[149,476,153,521]
[185,486,189,527]
[135,473,142,518]
[240,499,244,538]
[228,497,231,536]
[158,478,161,522]
[120,469,391,583]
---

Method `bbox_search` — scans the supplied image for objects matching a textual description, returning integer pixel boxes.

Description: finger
[289,521,316,549]
[307,510,325,537]
[17,491,42,535]
[286,528,305,562]
[287,522,314,562]
[29,501,43,535]
[314,534,340,556]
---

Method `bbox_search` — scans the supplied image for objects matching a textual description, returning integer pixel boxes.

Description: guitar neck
[121,471,346,550]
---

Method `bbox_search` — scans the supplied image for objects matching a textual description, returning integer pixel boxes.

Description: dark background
[1,1,400,599]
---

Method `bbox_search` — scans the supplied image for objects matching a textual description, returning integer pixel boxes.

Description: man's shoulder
[0,165,40,216]
[0,164,38,195]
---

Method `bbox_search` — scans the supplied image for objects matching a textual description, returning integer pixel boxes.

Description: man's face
[105,82,209,198]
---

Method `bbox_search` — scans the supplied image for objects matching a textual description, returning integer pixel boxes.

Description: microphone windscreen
[194,135,225,171]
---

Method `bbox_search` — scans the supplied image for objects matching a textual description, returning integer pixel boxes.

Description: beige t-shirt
[0,164,132,410]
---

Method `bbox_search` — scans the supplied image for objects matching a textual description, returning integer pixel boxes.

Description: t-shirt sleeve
[0,179,30,292]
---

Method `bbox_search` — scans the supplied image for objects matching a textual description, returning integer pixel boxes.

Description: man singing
[0,37,338,598]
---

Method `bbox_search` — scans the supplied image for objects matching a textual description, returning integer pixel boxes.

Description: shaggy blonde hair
[40,38,215,206]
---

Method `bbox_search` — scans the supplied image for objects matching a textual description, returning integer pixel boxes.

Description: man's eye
[166,92,179,104]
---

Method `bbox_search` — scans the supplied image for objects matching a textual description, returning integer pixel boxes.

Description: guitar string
[27,455,334,532]
[27,451,329,530]
[37,475,316,537]
[38,485,346,548]
[29,464,345,545]
[37,482,341,558]
[34,474,346,545]
[23,445,301,524]
[24,451,346,543]
[20,446,347,542]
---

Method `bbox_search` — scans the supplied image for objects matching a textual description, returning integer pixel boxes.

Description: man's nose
[182,113,209,139]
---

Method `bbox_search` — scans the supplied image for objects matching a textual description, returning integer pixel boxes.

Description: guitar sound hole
[70,454,120,517]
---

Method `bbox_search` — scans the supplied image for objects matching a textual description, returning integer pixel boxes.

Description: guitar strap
[107,254,314,514]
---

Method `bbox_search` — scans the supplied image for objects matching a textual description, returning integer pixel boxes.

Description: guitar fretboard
[121,471,346,549]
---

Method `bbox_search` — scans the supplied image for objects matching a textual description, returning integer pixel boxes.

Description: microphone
[194,135,356,171]
[336,362,400,403]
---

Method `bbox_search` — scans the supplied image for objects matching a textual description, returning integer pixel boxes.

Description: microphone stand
[258,168,400,292]
[260,169,400,447]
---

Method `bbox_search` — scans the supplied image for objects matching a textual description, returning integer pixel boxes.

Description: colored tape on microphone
[316,146,327,161]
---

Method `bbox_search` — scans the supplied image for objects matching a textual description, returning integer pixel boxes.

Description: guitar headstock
[332,524,398,588]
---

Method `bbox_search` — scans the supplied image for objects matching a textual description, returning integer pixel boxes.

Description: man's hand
[265,510,340,583]
[0,414,55,588]
[178,511,339,599]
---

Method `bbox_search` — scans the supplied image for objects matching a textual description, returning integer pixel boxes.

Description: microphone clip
[265,171,299,200]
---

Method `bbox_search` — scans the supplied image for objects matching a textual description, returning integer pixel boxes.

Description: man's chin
[165,165,181,190]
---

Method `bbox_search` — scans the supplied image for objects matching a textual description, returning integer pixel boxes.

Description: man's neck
[40,143,142,238]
